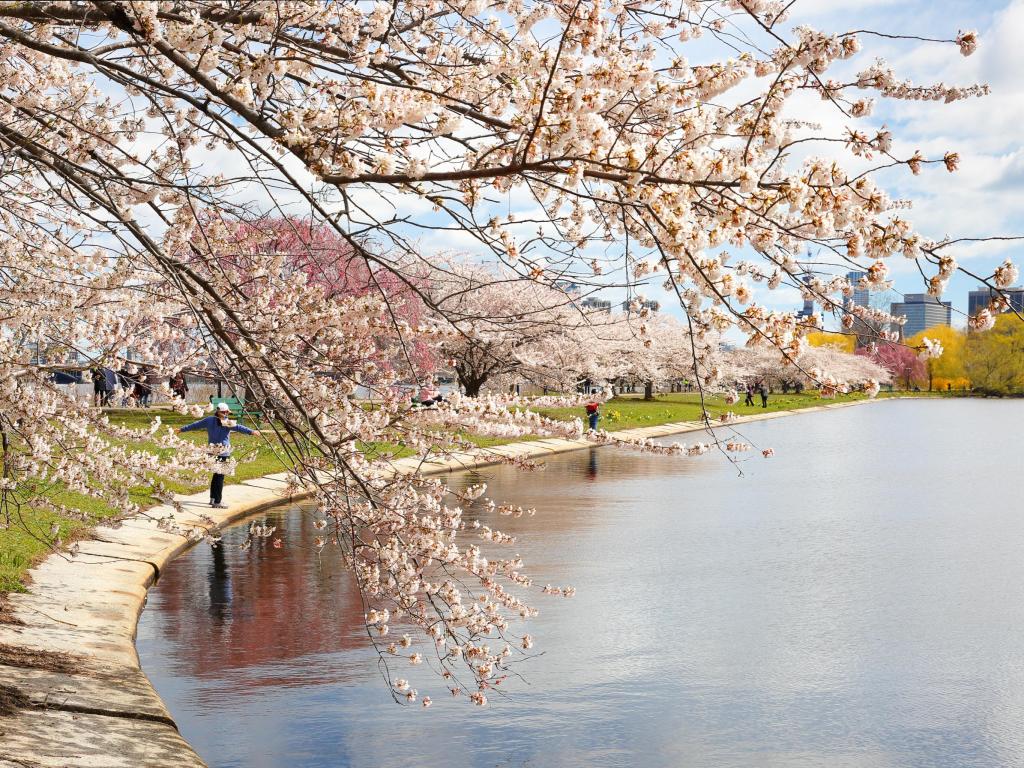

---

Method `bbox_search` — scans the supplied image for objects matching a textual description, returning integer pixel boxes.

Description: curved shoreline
[0,397,893,767]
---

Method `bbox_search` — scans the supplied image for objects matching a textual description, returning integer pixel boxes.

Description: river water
[136,400,1024,767]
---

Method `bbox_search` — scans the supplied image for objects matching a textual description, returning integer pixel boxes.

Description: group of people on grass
[410,382,445,408]
[744,382,770,408]
[90,366,190,407]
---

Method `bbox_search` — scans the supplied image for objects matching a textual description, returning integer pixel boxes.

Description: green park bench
[209,396,263,425]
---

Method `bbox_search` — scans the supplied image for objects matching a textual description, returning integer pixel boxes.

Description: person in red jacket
[584,394,600,432]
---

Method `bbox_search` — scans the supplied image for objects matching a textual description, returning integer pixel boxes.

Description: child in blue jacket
[179,402,257,509]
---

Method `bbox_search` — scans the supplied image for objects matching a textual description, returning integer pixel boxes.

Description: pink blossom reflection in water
[137,400,1024,767]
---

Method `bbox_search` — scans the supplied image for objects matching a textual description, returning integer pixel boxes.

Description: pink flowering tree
[579,313,721,399]
[0,1,1012,704]
[858,343,926,390]
[201,214,438,386]
[427,262,588,396]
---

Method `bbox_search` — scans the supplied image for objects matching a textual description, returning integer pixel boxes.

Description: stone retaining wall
[0,398,884,767]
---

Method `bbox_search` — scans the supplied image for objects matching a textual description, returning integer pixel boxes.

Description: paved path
[0,398,884,767]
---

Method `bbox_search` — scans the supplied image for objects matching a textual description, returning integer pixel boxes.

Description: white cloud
[753,1,1024,317]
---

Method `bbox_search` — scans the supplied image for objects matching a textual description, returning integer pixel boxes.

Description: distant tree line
[810,320,1024,395]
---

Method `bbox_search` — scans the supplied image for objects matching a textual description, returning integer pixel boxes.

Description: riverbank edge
[0,396,900,767]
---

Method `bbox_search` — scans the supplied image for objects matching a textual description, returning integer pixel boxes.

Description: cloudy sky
[787,0,1024,324]
[518,0,1021,327]
[754,0,1023,325]
[208,1,1021,328]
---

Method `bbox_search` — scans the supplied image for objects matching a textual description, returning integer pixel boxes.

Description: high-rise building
[796,273,816,319]
[967,285,1024,317]
[844,270,889,346]
[890,293,952,340]
[847,270,872,309]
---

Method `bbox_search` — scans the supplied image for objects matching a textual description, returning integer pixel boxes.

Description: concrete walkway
[0,398,884,767]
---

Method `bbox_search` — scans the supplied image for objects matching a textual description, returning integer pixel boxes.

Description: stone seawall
[0,398,886,767]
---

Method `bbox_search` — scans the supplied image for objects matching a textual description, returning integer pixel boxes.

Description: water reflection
[145,512,370,689]
[208,543,230,626]
[137,401,1024,768]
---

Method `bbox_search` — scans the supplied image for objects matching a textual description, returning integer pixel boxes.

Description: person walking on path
[146,367,162,405]
[179,402,257,509]
[585,393,601,432]
[744,383,755,407]
[133,364,160,407]
[133,376,150,406]
[117,366,133,406]
[759,383,768,408]
[91,367,118,407]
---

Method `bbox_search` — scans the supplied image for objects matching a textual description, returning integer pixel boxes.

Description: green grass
[104,408,290,488]
[534,390,879,431]
[0,408,288,593]
[877,389,963,399]
[0,408,538,591]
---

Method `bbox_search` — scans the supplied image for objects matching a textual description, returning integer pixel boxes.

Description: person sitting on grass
[178,402,257,509]
[411,382,444,408]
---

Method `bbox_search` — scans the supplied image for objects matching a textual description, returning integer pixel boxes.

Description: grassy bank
[0,409,528,591]
[0,409,288,592]
[535,390,887,431]
[0,390,948,592]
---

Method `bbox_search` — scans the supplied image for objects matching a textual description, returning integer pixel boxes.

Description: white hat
[216,402,230,412]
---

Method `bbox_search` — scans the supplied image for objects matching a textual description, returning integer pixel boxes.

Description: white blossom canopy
[0,1,1008,704]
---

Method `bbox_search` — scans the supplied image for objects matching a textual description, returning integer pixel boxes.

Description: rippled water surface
[136,400,1024,767]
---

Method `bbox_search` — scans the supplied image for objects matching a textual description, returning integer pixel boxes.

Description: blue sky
[558,0,1024,328]
[802,0,1024,324]
[767,0,1024,325]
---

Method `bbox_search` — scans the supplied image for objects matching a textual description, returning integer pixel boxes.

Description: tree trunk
[644,381,654,400]
[0,419,10,528]
[457,369,484,397]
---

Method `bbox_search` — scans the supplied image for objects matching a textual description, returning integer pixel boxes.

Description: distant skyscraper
[844,270,887,346]
[796,273,816,319]
[968,285,1024,318]
[890,293,952,340]
[846,270,871,309]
